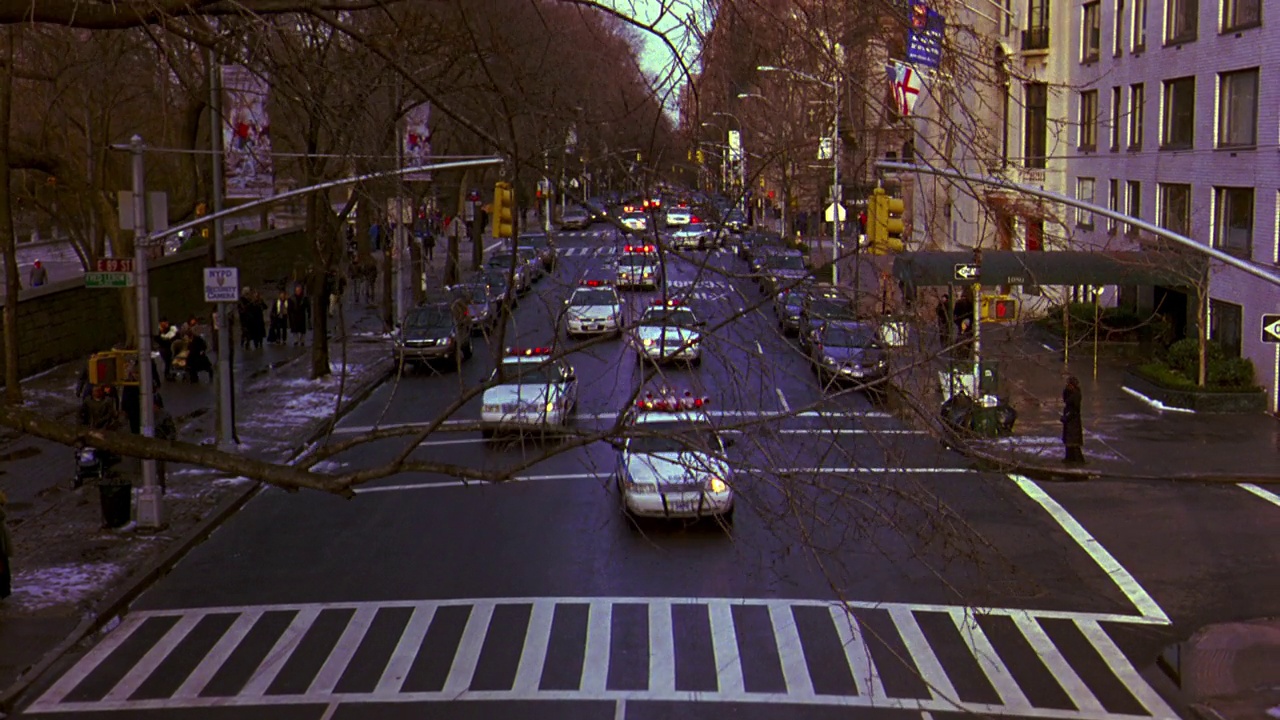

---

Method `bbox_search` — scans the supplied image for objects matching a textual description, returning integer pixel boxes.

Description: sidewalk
[0,292,396,712]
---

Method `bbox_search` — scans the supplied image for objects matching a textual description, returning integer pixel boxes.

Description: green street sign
[85,271,134,288]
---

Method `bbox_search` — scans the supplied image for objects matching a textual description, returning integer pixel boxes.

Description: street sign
[1263,314,1280,343]
[85,271,134,288]
[203,267,240,303]
[824,203,846,222]
[96,258,134,273]
[818,137,833,161]
[954,263,980,281]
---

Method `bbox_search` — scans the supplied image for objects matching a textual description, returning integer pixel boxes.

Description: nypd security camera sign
[203,267,240,303]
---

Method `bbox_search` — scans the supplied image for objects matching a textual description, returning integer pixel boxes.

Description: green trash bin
[970,405,1003,437]
[99,480,133,528]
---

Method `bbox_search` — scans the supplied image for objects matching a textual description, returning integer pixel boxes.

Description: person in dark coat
[184,325,214,383]
[1061,375,1085,464]
[269,290,289,344]
[953,292,974,336]
[0,490,12,600]
[286,283,309,346]
[935,294,952,345]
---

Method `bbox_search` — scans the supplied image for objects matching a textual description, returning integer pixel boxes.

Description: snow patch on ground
[309,459,346,473]
[9,562,126,613]
[212,476,253,488]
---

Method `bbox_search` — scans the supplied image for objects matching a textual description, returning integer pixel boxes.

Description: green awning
[892,251,1206,287]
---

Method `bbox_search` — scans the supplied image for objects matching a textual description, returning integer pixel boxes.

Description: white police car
[563,280,623,337]
[631,300,703,365]
[614,390,734,521]
[480,347,577,437]
[616,244,662,289]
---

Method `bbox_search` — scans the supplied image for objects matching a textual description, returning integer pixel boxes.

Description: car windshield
[517,235,548,250]
[810,297,854,318]
[823,324,880,348]
[766,255,806,271]
[570,289,617,306]
[629,422,723,454]
[641,308,698,327]
[618,255,653,268]
[450,284,489,302]
[624,212,646,221]
[494,362,563,385]
[488,253,520,268]
[681,223,708,233]
[564,208,587,218]
[726,210,746,221]
[404,307,452,330]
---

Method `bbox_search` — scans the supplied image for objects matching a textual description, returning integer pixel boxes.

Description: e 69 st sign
[203,267,240,303]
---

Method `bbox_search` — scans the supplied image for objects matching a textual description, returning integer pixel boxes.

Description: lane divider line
[333,409,896,434]
[775,388,791,413]
[1008,474,1169,624]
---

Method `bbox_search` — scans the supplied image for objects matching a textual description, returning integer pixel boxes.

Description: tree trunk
[307,192,332,379]
[1,27,19,405]
[1196,283,1209,387]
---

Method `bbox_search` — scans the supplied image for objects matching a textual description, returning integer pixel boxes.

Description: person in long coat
[286,283,309,346]
[1061,375,1085,464]
[242,289,268,349]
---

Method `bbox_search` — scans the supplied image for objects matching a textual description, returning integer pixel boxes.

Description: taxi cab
[562,280,623,337]
[480,347,577,437]
[614,389,734,521]
[631,299,703,365]
[615,244,662,289]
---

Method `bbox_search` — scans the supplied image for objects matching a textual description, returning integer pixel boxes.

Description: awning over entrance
[892,251,1205,287]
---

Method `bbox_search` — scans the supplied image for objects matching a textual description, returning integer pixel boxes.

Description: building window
[1132,0,1149,48]
[1165,0,1198,44]
[1024,82,1048,169]
[1221,0,1260,31]
[1114,0,1126,54]
[1076,177,1096,228]
[1213,186,1253,258]
[1217,68,1258,147]
[1209,298,1243,357]
[1082,2,1102,60]
[1027,218,1044,250]
[1023,0,1051,48]
[1126,180,1142,234]
[1161,76,1195,150]
[1129,83,1145,148]
[1079,90,1098,149]
[1158,182,1192,236]
[1110,87,1123,151]
[1108,179,1120,231]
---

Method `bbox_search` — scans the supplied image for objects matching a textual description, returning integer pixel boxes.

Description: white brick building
[1064,0,1278,411]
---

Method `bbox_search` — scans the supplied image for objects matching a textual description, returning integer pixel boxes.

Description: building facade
[1064,0,1277,410]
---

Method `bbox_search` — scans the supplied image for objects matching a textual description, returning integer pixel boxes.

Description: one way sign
[1263,314,1280,343]
[953,263,980,282]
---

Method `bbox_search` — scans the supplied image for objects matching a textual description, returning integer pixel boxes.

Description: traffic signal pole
[130,136,163,530]
[209,55,235,450]
[972,245,982,394]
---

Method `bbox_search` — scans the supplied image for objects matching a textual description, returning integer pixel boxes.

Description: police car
[631,300,703,365]
[615,244,662,289]
[562,280,624,337]
[480,347,578,437]
[614,389,734,521]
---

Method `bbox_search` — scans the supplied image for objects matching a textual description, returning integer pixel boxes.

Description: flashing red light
[635,390,710,412]
[623,244,655,253]
[580,279,610,287]
[690,216,701,223]
[678,202,688,208]
[506,346,553,357]
[651,298,683,306]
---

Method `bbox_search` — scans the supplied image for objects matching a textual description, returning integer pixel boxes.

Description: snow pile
[9,562,125,613]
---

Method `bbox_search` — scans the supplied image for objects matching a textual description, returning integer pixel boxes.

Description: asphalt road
[17,221,1279,720]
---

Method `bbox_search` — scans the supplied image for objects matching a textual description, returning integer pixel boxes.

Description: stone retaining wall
[1,228,312,382]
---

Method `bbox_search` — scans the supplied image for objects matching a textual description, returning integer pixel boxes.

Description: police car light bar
[505,346,553,357]
[623,244,655,253]
[690,216,701,223]
[580,279,612,287]
[635,390,711,411]
[650,298,683,306]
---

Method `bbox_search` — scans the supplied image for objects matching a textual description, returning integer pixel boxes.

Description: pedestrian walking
[1060,375,1086,464]
[183,320,214,383]
[423,232,436,261]
[156,318,179,381]
[269,290,288,344]
[28,259,48,288]
[286,282,309,346]
[363,259,377,303]
[0,490,11,600]
[954,291,974,337]
[245,289,267,348]
[154,400,177,493]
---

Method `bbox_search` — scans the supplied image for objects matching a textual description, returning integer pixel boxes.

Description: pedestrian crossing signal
[981,294,1019,322]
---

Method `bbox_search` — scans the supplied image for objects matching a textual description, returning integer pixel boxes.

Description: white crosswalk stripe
[557,245,736,259]
[27,597,1177,718]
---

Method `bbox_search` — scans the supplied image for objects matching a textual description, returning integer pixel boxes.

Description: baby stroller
[73,443,120,487]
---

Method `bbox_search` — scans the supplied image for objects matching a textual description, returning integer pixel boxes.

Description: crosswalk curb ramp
[29,597,1176,718]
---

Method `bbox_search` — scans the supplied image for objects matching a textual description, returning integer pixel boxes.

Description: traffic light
[867,188,906,254]
[981,294,1019,322]
[492,181,515,238]
[87,350,141,386]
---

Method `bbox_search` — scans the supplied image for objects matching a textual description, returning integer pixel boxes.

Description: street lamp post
[759,65,842,286]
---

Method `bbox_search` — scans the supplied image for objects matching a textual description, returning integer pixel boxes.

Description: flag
[886,61,925,117]
[402,102,432,181]
[221,65,274,199]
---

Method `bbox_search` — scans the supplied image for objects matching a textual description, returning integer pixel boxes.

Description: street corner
[1171,618,1280,720]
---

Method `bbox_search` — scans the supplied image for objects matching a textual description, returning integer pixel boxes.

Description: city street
[13,223,1280,720]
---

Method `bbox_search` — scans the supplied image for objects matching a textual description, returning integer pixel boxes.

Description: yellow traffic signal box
[867,188,906,254]
[493,182,516,238]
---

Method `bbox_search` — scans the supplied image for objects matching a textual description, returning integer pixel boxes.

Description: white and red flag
[886,61,925,117]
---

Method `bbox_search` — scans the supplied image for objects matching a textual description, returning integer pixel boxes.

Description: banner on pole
[906,0,946,69]
[221,65,275,199]
[402,102,432,182]
[887,61,926,117]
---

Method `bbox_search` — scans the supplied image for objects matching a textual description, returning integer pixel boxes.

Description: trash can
[99,480,133,528]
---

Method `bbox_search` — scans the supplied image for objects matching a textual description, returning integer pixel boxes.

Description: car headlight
[481,403,500,413]
[545,400,557,413]
[822,355,839,366]
[642,270,653,277]
[876,359,888,368]
[707,476,728,493]
[643,338,655,347]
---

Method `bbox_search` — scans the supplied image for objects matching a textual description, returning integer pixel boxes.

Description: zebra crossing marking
[27,596,1178,719]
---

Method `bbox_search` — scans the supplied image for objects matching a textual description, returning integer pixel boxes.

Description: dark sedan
[809,320,888,393]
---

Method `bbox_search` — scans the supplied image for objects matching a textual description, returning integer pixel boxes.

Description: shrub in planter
[1143,339,1259,390]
